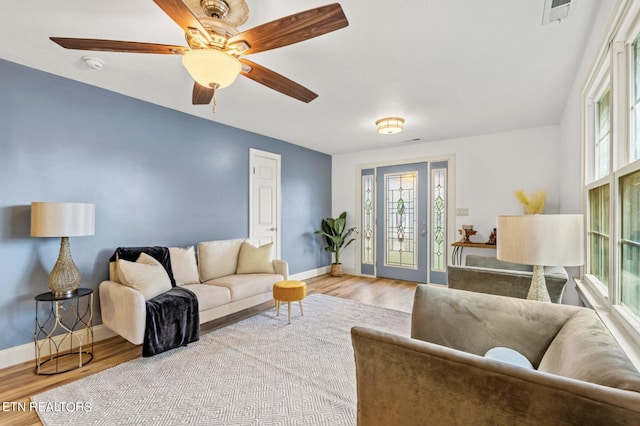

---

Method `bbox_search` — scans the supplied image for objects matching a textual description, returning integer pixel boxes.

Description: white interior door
[249,149,281,258]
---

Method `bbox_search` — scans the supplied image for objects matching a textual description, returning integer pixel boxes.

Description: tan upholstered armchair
[447,255,568,303]
[351,285,640,426]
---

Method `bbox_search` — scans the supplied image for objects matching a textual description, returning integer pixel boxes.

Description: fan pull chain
[212,87,217,113]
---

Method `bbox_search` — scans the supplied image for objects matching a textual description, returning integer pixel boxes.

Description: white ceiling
[0,1,599,155]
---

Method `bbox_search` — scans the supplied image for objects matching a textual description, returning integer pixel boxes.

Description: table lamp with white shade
[497,214,584,302]
[31,202,95,297]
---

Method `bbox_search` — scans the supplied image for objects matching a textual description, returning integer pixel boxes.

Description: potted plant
[314,211,358,277]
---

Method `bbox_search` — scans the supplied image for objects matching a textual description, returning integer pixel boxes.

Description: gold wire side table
[34,287,94,375]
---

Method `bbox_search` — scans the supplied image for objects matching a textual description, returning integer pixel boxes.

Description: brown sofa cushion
[412,285,578,366]
[538,310,640,392]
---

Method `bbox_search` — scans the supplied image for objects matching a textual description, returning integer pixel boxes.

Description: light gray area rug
[32,294,411,425]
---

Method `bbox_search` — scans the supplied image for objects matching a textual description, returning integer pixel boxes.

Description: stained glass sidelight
[362,175,374,265]
[384,172,417,269]
[432,168,447,272]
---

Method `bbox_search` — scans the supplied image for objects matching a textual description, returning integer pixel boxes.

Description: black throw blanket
[144,286,200,357]
[110,246,199,357]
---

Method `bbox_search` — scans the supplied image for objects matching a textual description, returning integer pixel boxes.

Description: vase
[330,263,343,277]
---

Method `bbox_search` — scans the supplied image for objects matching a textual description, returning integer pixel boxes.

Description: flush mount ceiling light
[376,117,405,135]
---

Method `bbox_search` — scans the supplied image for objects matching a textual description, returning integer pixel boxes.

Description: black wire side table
[34,287,94,375]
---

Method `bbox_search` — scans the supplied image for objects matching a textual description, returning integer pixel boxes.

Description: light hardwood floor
[0,274,418,426]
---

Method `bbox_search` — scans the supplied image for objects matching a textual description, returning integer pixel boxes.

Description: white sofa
[99,238,288,345]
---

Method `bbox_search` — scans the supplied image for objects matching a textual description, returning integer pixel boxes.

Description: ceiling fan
[50,0,349,110]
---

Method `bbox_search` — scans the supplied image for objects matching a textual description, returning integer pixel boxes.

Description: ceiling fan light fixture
[182,49,241,89]
[376,117,405,135]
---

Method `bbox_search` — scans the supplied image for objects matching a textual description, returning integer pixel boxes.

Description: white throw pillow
[116,253,172,300]
[169,246,200,286]
[198,239,246,281]
[484,347,534,370]
[236,241,275,274]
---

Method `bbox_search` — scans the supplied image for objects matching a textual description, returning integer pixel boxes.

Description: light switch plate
[456,208,469,216]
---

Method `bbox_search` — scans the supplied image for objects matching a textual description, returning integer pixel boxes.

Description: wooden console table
[451,241,496,265]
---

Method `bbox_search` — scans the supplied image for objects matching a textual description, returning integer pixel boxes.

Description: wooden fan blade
[50,37,188,54]
[240,59,318,103]
[193,83,214,105]
[153,0,209,42]
[228,3,348,55]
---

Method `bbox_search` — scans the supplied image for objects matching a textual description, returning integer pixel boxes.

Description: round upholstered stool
[272,280,307,324]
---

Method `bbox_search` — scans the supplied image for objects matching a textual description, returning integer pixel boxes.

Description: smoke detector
[542,0,576,25]
[81,56,104,70]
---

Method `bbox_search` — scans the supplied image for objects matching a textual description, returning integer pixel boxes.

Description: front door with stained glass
[375,163,428,282]
[362,161,449,283]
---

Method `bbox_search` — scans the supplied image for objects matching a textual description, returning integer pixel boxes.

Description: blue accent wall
[0,58,331,350]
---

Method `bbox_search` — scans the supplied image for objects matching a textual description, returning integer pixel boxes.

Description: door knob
[269,227,277,231]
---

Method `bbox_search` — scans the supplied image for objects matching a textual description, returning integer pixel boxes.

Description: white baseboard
[0,266,333,371]
[289,265,364,280]
[0,325,116,371]
[342,267,356,276]
[290,265,331,281]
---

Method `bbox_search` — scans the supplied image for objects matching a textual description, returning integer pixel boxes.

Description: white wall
[558,0,616,305]
[331,0,616,306]
[332,125,561,275]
